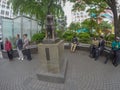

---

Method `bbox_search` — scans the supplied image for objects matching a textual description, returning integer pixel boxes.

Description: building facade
[0,0,14,36]
[71,11,89,23]
[0,0,13,18]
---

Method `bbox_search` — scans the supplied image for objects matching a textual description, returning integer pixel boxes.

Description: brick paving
[0,50,120,90]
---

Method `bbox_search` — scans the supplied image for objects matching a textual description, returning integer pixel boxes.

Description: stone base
[38,40,65,73]
[42,38,60,44]
[36,59,68,83]
[37,40,68,83]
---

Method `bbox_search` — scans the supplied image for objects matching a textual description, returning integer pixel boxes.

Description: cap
[116,37,120,40]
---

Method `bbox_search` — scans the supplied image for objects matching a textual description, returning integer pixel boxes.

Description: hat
[116,37,120,40]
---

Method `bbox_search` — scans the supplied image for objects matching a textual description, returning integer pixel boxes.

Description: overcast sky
[63,1,73,27]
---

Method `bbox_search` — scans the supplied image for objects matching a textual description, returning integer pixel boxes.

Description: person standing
[70,36,78,52]
[16,34,24,60]
[23,34,32,60]
[5,38,13,61]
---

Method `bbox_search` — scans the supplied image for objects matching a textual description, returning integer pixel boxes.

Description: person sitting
[89,37,99,58]
[98,36,105,55]
[111,37,120,66]
[70,36,78,52]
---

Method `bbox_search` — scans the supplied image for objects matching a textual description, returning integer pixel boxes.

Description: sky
[63,1,73,27]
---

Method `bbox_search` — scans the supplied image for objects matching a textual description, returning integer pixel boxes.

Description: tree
[81,18,98,34]
[69,22,81,32]
[99,21,112,32]
[69,0,120,37]
[9,0,65,30]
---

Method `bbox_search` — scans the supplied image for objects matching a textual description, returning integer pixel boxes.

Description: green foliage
[69,0,119,36]
[62,31,76,42]
[56,30,64,39]
[31,32,45,43]
[99,21,112,31]
[69,22,81,31]
[9,0,65,30]
[90,33,99,38]
[81,18,98,33]
[78,33,90,43]
[105,34,115,41]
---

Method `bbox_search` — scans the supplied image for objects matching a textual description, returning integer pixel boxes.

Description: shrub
[31,32,45,43]
[56,30,64,39]
[90,33,99,38]
[78,33,90,43]
[105,34,115,41]
[62,31,76,42]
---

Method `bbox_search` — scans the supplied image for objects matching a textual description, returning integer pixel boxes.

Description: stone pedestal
[37,40,68,83]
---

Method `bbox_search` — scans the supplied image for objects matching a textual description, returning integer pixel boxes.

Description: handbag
[9,49,13,55]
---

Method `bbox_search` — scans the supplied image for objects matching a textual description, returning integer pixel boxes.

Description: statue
[45,14,55,39]
[43,0,59,43]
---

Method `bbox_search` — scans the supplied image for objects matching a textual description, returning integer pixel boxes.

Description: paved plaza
[0,50,120,90]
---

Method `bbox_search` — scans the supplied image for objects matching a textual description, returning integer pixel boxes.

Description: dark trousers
[24,49,32,60]
[113,50,120,65]
[90,45,98,57]
[7,51,13,60]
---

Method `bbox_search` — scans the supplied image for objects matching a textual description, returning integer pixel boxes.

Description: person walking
[23,34,32,60]
[70,36,78,52]
[16,34,24,60]
[5,38,13,61]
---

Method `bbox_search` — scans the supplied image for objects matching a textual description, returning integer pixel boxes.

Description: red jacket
[5,41,12,51]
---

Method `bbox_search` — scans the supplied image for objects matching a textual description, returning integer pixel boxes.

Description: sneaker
[17,58,21,60]
[21,58,24,60]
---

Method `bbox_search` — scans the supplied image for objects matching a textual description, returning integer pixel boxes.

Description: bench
[64,43,90,51]
[103,47,114,64]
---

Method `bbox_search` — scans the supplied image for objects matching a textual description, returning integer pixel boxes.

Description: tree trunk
[112,9,119,37]
[107,0,119,37]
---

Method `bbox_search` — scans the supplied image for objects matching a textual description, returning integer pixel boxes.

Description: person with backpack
[16,34,24,60]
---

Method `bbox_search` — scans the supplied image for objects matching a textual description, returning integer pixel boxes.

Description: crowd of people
[0,34,32,61]
[70,35,120,67]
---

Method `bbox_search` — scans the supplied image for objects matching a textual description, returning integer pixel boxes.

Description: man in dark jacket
[98,36,105,55]
[95,36,105,60]
[16,34,24,60]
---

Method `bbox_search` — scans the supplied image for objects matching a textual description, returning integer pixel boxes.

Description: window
[1,10,4,15]
[6,6,9,9]
[2,1,6,4]
[6,11,9,15]
[2,5,5,8]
